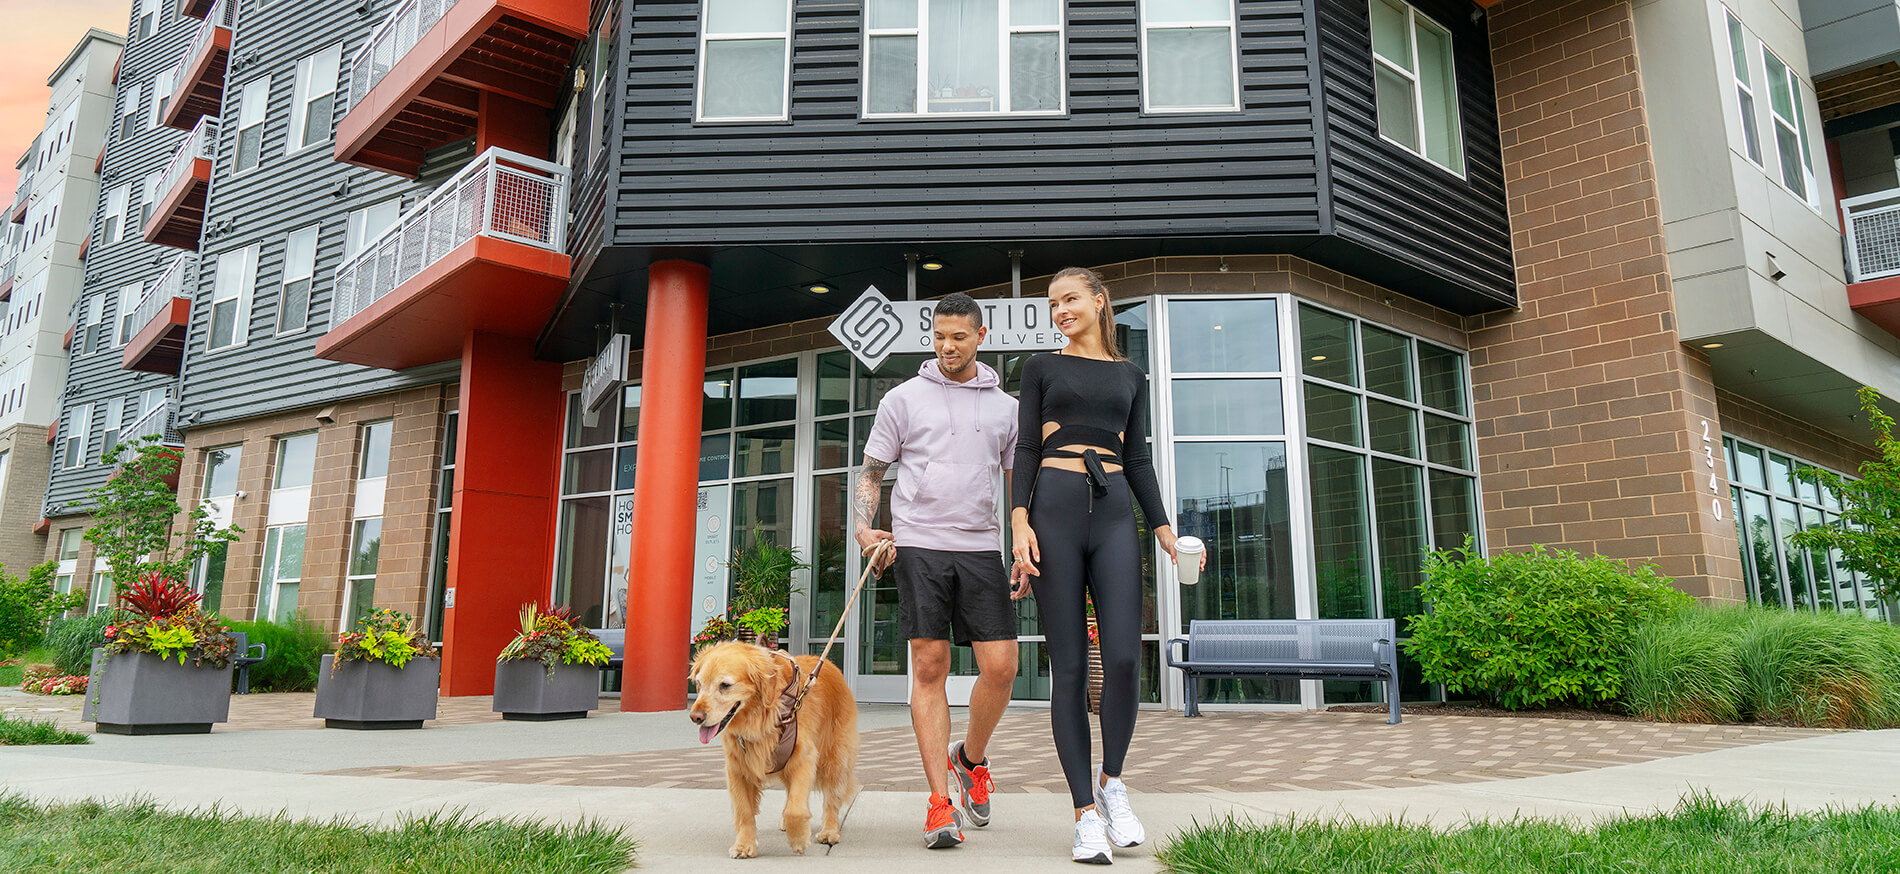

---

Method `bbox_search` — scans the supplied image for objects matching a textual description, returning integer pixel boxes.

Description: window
[142,171,162,229]
[152,65,177,128]
[137,0,159,39]
[101,397,125,459]
[697,0,791,120]
[193,445,242,614]
[234,77,271,174]
[1763,48,1816,204]
[277,225,318,333]
[288,45,343,152]
[863,0,1065,116]
[1139,0,1237,112]
[258,433,317,622]
[425,413,457,642]
[55,528,82,598]
[103,185,127,244]
[0,450,9,507]
[1369,0,1464,174]
[344,198,400,261]
[83,295,106,354]
[207,244,259,351]
[1725,13,1761,165]
[116,282,142,346]
[62,403,93,469]
[1726,437,1886,619]
[342,420,392,632]
[119,82,141,141]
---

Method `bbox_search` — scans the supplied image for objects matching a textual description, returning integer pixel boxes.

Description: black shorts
[894,547,1018,647]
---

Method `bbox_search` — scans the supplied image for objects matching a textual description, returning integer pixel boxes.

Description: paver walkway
[320,707,1824,793]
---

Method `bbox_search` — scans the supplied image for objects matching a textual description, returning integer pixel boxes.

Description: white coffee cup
[1174,536,1205,586]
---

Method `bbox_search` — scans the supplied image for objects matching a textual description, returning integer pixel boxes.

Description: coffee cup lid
[1176,535,1204,552]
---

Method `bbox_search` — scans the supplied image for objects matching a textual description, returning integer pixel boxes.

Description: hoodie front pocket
[917,461,997,528]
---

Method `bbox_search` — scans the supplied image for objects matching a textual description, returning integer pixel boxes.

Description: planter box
[312,654,440,730]
[82,648,233,735]
[492,661,601,721]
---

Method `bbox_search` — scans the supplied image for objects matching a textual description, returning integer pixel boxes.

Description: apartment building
[38,0,1900,715]
[0,30,122,580]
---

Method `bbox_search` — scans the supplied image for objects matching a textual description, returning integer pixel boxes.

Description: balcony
[161,0,233,132]
[124,399,183,448]
[179,0,213,19]
[315,148,570,369]
[145,118,216,251]
[8,175,28,225]
[123,254,195,374]
[335,0,587,177]
[0,255,14,301]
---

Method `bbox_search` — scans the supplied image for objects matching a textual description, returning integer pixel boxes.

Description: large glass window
[258,433,317,622]
[278,225,318,333]
[698,0,792,121]
[233,77,271,174]
[1762,48,1816,205]
[1140,0,1237,112]
[288,44,343,153]
[192,445,242,614]
[1726,436,1888,619]
[1370,0,1464,175]
[1724,11,1761,165]
[865,0,1066,116]
[207,245,259,351]
[342,421,392,632]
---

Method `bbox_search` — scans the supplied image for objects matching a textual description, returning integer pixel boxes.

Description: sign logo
[827,286,905,370]
[827,285,1067,369]
[581,333,630,424]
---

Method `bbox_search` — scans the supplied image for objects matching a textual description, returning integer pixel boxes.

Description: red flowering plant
[498,603,612,677]
[101,572,235,669]
[21,665,87,695]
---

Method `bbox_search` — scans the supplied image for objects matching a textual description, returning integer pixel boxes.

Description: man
[856,293,1024,850]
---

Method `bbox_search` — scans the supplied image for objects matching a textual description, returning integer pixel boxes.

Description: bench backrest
[1187,619,1395,665]
[594,628,625,659]
[229,631,246,657]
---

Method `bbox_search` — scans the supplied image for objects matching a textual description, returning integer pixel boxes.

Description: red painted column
[622,260,710,712]
[442,330,564,695]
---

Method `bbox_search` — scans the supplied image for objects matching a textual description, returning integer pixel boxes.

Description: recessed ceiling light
[1310,355,1327,361]
[1701,342,1723,349]
[920,259,945,271]
[1213,325,1222,330]
[808,284,831,294]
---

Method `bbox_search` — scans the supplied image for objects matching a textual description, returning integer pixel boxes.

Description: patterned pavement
[317,708,1827,794]
[1,691,500,732]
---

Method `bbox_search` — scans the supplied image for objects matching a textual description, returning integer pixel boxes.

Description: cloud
[0,2,131,196]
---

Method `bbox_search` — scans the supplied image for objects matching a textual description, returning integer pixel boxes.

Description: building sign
[581,333,630,421]
[607,493,634,629]
[690,484,732,642]
[827,285,1066,369]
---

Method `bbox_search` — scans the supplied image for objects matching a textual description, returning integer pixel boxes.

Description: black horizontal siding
[1315,0,1513,306]
[611,0,1323,244]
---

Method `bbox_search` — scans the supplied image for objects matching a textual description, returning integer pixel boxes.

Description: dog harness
[760,650,826,775]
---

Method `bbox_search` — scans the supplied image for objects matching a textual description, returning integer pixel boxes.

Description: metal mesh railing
[1846,189,1900,283]
[157,117,217,207]
[347,0,460,112]
[125,399,179,446]
[330,147,566,330]
[131,253,196,339]
[179,0,236,78]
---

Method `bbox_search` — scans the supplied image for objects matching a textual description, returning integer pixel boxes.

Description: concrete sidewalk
[3,723,1897,872]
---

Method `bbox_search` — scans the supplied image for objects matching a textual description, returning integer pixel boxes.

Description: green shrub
[43,614,114,677]
[1622,606,1900,728]
[0,563,83,657]
[223,614,331,692]
[1403,543,1693,710]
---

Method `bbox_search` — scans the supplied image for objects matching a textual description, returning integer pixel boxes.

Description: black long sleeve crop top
[1010,352,1171,527]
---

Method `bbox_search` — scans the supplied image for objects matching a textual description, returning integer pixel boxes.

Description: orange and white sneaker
[948,740,995,827]
[924,792,964,849]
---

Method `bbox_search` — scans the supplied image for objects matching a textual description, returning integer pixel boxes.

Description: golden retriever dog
[689,641,860,858]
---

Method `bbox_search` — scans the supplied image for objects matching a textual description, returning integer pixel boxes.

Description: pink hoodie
[862,359,1019,553]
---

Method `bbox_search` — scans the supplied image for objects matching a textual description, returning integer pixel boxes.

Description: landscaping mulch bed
[1326,702,1647,723]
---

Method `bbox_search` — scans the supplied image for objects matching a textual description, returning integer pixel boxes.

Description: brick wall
[1718,389,1878,475]
[1476,0,1743,599]
[0,422,51,575]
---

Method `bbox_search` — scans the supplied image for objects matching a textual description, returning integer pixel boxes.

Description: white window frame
[206,244,259,352]
[1368,0,1465,176]
[1137,0,1241,114]
[138,0,160,39]
[119,82,142,140]
[152,65,178,128]
[101,396,125,460]
[142,170,162,230]
[103,185,128,244]
[84,295,107,355]
[345,198,401,261]
[233,77,272,175]
[1762,46,1818,208]
[277,224,319,334]
[860,0,1068,118]
[341,420,393,632]
[1723,10,1761,167]
[696,0,794,122]
[287,45,343,153]
[54,528,82,597]
[116,282,143,346]
[63,403,93,469]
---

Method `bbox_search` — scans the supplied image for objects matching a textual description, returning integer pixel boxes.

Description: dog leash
[793,538,888,854]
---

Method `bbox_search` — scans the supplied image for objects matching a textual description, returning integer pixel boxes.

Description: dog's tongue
[699,724,717,744]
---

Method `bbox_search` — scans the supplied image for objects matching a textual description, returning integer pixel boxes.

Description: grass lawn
[0,715,88,746]
[0,647,54,687]
[0,796,637,873]
[1156,794,1900,874]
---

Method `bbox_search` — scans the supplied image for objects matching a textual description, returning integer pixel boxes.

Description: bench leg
[1185,676,1199,717]
[1386,677,1400,725]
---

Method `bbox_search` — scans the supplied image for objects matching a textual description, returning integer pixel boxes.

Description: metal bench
[1166,619,1402,724]
[229,631,269,695]
[595,628,624,673]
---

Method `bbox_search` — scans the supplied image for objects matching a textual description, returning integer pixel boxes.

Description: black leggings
[1028,467,1142,809]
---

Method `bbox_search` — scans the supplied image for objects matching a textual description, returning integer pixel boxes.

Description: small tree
[0,562,82,654]
[1790,387,1900,601]
[83,438,241,602]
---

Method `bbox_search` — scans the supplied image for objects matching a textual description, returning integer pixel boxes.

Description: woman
[1010,266,1202,864]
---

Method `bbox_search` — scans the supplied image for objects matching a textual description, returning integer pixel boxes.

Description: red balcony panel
[0,277,12,302]
[1849,275,1900,339]
[161,7,232,132]
[32,518,49,535]
[314,236,570,370]
[44,422,56,444]
[180,0,212,19]
[77,236,89,262]
[123,297,192,374]
[61,325,72,350]
[336,0,587,177]
[8,197,24,225]
[144,156,212,251]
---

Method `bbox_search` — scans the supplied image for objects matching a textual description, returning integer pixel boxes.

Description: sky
[0,0,131,198]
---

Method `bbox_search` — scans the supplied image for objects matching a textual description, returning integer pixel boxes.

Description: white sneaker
[1072,808,1113,864]
[1091,766,1145,848]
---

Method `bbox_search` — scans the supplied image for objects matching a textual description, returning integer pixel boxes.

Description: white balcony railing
[0,255,14,287]
[179,0,235,78]
[156,117,217,208]
[330,147,567,330]
[1846,188,1900,284]
[130,253,196,340]
[347,0,460,112]
[125,398,178,446]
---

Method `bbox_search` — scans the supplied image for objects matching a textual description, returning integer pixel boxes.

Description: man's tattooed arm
[853,457,892,534]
